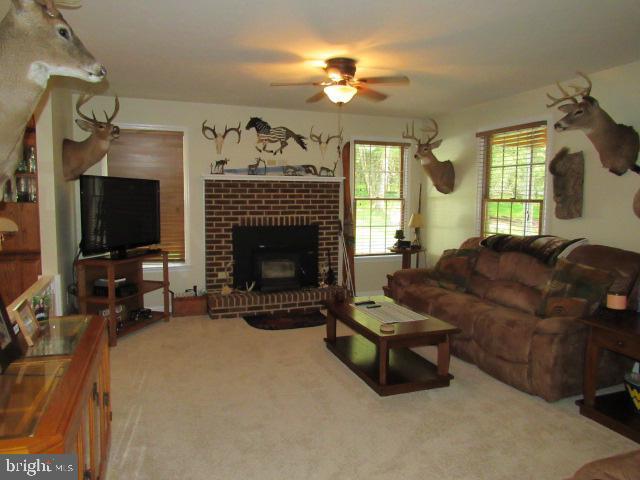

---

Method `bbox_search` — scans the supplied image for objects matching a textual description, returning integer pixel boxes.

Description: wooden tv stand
[76,250,170,346]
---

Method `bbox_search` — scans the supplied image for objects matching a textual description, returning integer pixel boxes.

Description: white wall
[423,60,640,265]
[64,95,421,299]
[35,87,76,313]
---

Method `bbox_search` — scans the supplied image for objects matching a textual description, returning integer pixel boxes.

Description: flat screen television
[80,175,161,257]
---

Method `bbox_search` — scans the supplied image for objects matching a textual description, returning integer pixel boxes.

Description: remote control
[366,305,382,309]
[354,300,375,306]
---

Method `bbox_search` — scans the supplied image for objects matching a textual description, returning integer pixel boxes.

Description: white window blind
[476,122,547,237]
[353,142,407,255]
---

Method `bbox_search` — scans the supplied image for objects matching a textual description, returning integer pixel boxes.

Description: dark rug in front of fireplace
[243,310,326,330]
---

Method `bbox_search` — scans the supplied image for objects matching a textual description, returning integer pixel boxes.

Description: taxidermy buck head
[62,95,120,181]
[202,121,241,155]
[403,119,455,194]
[0,0,106,191]
[547,72,639,177]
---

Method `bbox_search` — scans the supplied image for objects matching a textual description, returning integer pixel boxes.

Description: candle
[607,293,627,310]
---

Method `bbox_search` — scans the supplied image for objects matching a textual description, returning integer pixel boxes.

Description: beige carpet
[106,316,636,480]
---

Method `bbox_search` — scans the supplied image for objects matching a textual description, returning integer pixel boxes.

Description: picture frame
[6,276,55,350]
[0,294,21,373]
[12,297,39,347]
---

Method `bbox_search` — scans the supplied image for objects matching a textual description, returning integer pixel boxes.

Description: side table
[577,308,640,443]
[390,246,424,269]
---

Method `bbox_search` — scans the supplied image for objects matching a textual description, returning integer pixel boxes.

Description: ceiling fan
[270,57,409,105]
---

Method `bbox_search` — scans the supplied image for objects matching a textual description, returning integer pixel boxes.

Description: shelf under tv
[75,251,170,346]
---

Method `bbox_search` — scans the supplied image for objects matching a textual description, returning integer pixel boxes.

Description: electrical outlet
[217,272,227,280]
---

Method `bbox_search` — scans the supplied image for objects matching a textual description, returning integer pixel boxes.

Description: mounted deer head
[309,126,343,161]
[547,72,639,177]
[202,121,241,155]
[0,0,106,192]
[403,119,455,194]
[62,95,120,181]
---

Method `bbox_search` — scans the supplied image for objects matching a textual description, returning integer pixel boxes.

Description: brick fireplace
[204,175,343,319]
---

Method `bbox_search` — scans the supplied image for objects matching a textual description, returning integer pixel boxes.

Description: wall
[423,60,640,264]
[35,86,76,313]
[65,95,421,299]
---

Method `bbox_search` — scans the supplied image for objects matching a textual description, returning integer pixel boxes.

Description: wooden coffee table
[324,296,460,396]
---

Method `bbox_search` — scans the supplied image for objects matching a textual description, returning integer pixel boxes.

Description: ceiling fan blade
[357,86,388,102]
[305,91,326,103]
[271,81,324,87]
[356,76,410,85]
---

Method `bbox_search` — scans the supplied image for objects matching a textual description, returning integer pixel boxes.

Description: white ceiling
[3,0,640,117]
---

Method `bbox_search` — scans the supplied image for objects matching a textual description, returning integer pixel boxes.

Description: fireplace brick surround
[204,176,342,318]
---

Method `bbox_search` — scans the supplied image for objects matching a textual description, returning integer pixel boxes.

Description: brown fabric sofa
[385,237,640,401]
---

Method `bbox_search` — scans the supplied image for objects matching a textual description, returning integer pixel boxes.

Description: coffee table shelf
[326,335,452,396]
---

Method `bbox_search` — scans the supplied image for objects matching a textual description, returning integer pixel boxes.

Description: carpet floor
[106,315,636,480]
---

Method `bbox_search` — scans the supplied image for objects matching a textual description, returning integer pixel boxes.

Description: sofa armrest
[534,316,587,336]
[387,268,437,300]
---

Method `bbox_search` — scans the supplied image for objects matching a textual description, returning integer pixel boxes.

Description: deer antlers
[75,94,119,124]
[310,126,343,159]
[201,121,241,142]
[546,71,592,107]
[402,118,440,146]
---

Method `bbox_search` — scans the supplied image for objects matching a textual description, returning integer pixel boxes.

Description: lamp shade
[324,84,357,104]
[0,217,18,233]
[408,213,424,229]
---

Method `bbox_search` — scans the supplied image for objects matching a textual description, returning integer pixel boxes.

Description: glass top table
[0,315,92,439]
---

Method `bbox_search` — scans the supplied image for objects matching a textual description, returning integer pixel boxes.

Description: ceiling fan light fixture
[324,84,357,104]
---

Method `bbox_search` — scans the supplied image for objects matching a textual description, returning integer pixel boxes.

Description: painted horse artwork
[245,117,307,155]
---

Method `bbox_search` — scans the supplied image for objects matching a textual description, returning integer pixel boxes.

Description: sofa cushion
[433,248,479,291]
[496,252,551,288]
[568,244,640,296]
[429,291,494,340]
[538,259,614,317]
[399,284,450,314]
[484,280,542,315]
[473,248,500,280]
[474,307,541,363]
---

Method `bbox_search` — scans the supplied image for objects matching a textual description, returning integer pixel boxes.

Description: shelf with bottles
[2,124,38,203]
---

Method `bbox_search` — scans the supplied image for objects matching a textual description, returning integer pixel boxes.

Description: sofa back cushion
[433,249,479,291]
[538,258,614,316]
[466,248,551,314]
[568,244,640,302]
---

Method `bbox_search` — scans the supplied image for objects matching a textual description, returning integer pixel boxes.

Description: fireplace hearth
[233,225,319,292]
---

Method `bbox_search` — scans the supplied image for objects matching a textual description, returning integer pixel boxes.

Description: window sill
[355,254,402,263]
[143,262,190,273]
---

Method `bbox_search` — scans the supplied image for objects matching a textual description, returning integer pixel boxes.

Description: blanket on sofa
[481,235,586,265]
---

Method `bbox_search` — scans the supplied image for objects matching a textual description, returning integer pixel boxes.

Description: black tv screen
[80,175,161,256]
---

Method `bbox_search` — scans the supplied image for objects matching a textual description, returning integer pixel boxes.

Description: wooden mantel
[202,174,344,183]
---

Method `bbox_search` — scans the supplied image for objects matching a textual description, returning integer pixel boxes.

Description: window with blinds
[476,122,547,237]
[107,129,185,262]
[353,141,406,255]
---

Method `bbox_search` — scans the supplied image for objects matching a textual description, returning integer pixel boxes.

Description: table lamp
[0,217,18,251]
[407,213,424,248]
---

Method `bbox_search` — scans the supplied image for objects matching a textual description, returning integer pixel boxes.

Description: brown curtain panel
[341,141,356,293]
[107,129,185,262]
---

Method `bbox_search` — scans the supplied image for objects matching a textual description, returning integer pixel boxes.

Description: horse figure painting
[245,117,307,155]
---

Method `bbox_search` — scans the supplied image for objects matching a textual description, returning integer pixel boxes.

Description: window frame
[352,140,408,257]
[476,121,549,238]
[106,123,189,267]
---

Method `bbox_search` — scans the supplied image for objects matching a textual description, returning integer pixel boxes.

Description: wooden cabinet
[0,118,41,304]
[0,315,111,479]
[76,251,170,346]
[577,309,640,443]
